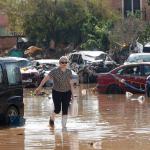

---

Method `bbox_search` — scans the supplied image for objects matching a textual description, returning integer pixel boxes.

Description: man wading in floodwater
[35,56,74,129]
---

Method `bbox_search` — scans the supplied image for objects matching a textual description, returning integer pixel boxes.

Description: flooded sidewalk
[1,84,150,150]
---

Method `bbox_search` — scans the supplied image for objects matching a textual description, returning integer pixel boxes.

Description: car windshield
[18,60,32,68]
[127,55,150,62]
[95,54,106,60]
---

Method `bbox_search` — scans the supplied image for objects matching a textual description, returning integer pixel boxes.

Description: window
[5,63,22,85]
[116,68,124,75]
[124,0,140,17]
[18,60,31,68]
[133,0,140,11]
[118,66,141,76]
[95,54,107,60]
[70,54,83,64]
[143,65,150,76]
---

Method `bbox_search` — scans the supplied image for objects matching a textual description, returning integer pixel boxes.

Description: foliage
[22,0,88,47]
[81,15,113,51]
[109,14,146,52]
[138,24,150,45]
[80,0,118,51]
[1,0,118,50]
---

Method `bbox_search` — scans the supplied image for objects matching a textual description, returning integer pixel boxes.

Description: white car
[33,59,79,86]
[124,53,150,65]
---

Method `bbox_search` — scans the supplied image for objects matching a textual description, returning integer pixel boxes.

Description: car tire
[5,106,19,125]
[107,85,123,94]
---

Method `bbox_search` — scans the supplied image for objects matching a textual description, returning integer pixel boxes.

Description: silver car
[124,53,150,65]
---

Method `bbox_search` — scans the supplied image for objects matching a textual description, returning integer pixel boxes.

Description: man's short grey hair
[59,56,68,63]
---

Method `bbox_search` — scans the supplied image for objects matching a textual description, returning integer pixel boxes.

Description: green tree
[1,0,118,51]
[81,15,113,51]
[23,0,88,48]
[80,0,117,51]
[138,24,150,45]
[109,15,145,52]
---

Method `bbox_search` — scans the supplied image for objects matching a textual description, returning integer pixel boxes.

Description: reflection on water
[1,84,150,149]
[0,127,25,150]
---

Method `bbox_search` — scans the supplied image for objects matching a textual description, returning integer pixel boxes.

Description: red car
[96,62,150,94]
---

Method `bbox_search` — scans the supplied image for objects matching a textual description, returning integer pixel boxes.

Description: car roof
[71,51,106,57]
[0,57,29,61]
[34,59,59,65]
[129,53,150,57]
[124,62,150,66]
[0,57,27,62]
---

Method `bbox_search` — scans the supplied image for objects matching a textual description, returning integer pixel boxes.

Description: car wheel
[107,85,123,94]
[5,106,19,125]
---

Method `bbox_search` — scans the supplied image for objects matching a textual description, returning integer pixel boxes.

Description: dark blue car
[0,57,24,125]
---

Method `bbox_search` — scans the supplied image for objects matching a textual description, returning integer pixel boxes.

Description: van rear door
[0,64,7,118]
[5,62,23,101]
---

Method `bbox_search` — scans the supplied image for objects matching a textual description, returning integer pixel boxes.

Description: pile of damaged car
[68,50,118,83]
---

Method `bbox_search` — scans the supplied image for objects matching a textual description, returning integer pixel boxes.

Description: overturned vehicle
[68,51,118,83]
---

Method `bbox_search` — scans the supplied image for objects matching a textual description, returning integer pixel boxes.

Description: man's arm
[34,75,52,95]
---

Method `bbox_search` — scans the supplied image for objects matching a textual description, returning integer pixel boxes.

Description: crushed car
[68,50,118,83]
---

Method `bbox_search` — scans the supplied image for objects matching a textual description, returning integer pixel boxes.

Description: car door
[116,65,144,93]
[141,64,150,85]
[5,62,23,98]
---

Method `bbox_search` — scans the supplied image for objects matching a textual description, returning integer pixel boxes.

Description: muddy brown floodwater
[1,84,150,150]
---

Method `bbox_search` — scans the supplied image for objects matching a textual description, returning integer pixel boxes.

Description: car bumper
[96,84,108,93]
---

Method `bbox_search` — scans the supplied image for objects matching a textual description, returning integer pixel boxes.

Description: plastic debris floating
[126,92,145,104]
[131,95,145,104]
[126,91,133,99]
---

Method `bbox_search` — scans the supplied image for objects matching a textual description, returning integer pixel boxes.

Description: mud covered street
[1,84,150,150]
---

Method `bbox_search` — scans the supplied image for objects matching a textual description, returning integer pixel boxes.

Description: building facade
[109,0,150,20]
[0,14,16,51]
